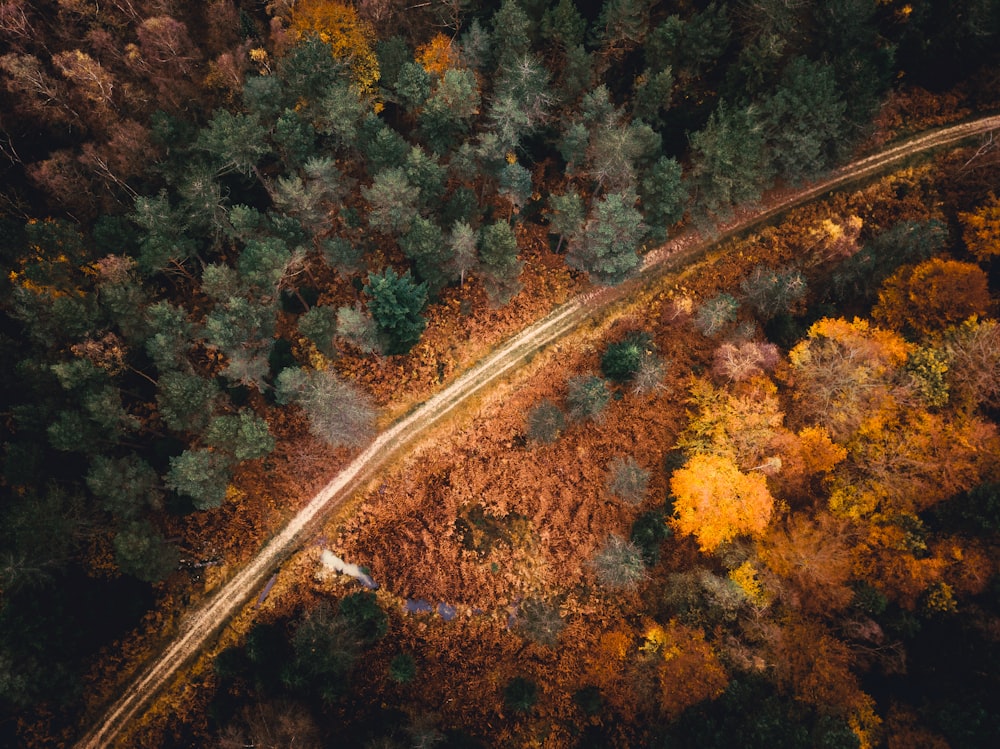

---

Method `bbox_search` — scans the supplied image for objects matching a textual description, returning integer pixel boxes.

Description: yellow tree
[670,453,775,553]
[959,193,1000,261]
[289,0,379,94]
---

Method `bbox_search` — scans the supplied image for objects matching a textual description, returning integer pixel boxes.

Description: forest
[1,0,1000,747]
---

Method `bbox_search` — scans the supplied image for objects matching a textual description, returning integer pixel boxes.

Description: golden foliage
[670,453,775,553]
[959,192,1000,261]
[416,32,459,77]
[873,257,992,335]
[289,0,379,94]
[728,560,771,607]
[796,426,847,475]
[652,620,728,717]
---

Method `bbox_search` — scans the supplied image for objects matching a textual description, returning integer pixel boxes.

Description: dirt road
[75,114,1000,749]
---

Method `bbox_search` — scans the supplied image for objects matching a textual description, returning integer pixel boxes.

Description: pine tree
[364,267,428,355]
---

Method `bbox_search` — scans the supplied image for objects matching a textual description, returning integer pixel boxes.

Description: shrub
[601,331,654,383]
[389,653,417,684]
[525,398,566,444]
[566,374,611,422]
[503,676,538,713]
[693,293,739,336]
[606,456,650,505]
[339,591,387,643]
[515,598,565,647]
[630,509,672,565]
[591,534,646,589]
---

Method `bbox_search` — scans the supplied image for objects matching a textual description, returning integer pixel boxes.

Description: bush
[630,509,672,565]
[591,534,646,589]
[515,598,565,647]
[566,374,611,422]
[339,591,387,643]
[573,686,604,716]
[601,331,654,383]
[693,294,740,337]
[389,653,417,684]
[503,676,538,713]
[606,456,650,505]
[525,399,566,444]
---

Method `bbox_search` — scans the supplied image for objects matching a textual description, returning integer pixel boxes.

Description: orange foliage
[670,453,775,553]
[770,619,866,714]
[796,426,848,475]
[873,257,992,335]
[416,32,459,77]
[759,513,856,613]
[645,620,728,717]
[959,193,1000,261]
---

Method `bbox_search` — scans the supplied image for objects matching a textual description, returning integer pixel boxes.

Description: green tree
[639,155,685,241]
[760,57,847,181]
[364,267,428,355]
[204,410,275,461]
[491,0,532,69]
[542,0,588,50]
[298,305,339,357]
[339,591,387,643]
[113,520,180,583]
[156,371,218,433]
[419,68,481,154]
[601,330,654,383]
[566,374,611,421]
[363,167,419,235]
[478,221,523,305]
[400,216,451,296]
[688,100,772,222]
[165,448,232,510]
[203,295,276,389]
[274,367,376,448]
[389,653,417,684]
[567,189,645,285]
[336,304,381,355]
[132,191,199,275]
[197,109,269,177]
[448,221,479,287]
[504,676,538,713]
[548,190,585,252]
[86,454,162,519]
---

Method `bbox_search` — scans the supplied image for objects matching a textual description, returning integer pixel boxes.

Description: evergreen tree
[567,190,645,285]
[478,221,523,305]
[363,167,419,235]
[364,267,428,355]
[400,217,452,297]
[639,155,686,241]
[113,521,180,582]
[156,371,218,434]
[204,410,275,461]
[298,305,339,357]
[86,454,162,520]
[165,448,232,510]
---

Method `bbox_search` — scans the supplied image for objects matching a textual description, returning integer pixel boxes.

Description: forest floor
[74,113,1000,749]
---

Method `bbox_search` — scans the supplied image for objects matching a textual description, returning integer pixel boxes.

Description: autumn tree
[740,264,807,321]
[288,0,380,96]
[606,456,650,505]
[670,453,775,553]
[591,534,646,588]
[959,193,1000,261]
[566,374,611,422]
[872,257,991,336]
[526,399,565,444]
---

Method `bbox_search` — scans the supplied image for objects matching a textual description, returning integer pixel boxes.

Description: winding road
[75,114,1000,749]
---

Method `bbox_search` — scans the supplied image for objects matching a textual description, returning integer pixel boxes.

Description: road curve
[75,114,1000,749]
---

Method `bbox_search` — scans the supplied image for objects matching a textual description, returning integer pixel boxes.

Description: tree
[203,295,276,389]
[687,100,771,222]
[197,109,269,177]
[274,367,376,448]
[711,340,780,383]
[591,534,646,588]
[165,448,232,510]
[143,301,195,372]
[364,267,428,355]
[515,598,566,646]
[389,653,417,684]
[339,591,387,643]
[363,167,419,235]
[205,410,275,461]
[298,305,339,357]
[639,156,685,241]
[567,189,645,285]
[113,520,180,583]
[478,221,523,305]
[400,216,451,296]
[487,54,554,154]
[282,601,360,702]
[419,67,481,153]
[601,330,654,383]
[526,398,565,444]
[566,374,611,421]
[941,317,1000,410]
[759,57,847,181]
[336,304,381,355]
[491,0,532,70]
[86,454,162,519]
[606,456,650,505]
[740,265,807,321]
[959,193,1000,261]
[693,293,740,336]
[447,221,478,287]
[669,453,775,553]
[288,0,379,96]
[872,257,991,336]
[542,0,588,50]
[547,190,585,253]
[156,371,218,433]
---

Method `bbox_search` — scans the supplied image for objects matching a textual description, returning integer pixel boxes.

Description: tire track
[75,114,1000,749]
